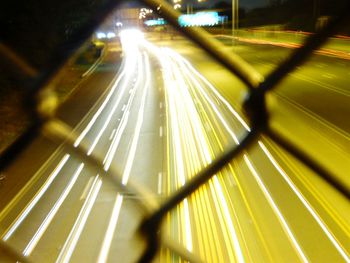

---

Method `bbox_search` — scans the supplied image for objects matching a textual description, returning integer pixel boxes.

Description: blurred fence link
[0,0,349,262]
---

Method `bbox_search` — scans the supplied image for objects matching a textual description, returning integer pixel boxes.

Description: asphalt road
[0,29,350,263]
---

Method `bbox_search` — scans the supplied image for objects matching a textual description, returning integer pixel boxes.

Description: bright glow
[244,155,309,263]
[258,141,350,262]
[23,163,84,256]
[174,3,181,9]
[56,176,102,263]
[2,154,70,241]
[179,12,220,27]
[96,32,106,39]
[119,29,144,44]
[107,32,116,39]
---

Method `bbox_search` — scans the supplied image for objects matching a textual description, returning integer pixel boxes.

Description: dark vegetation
[0,0,109,152]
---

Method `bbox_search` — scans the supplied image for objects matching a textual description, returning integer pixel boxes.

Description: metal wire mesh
[0,0,349,262]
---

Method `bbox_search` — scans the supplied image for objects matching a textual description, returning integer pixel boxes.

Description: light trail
[56,176,102,263]
[74,30,142,149]
[103,47,143,171]
[158,45,245,261]
[23,163,85,256]
[244,155,309,263]
[73,72,126,148]
[121,52,150,185]
[2,154,70,241]
[86,38,142,156]
[211,176,245,263]
[258,141,350,262]
[97,194,123,263]
[97,49,151,262]
[159,47,194,253]
[178,53,251,132]
[166,48,240,145]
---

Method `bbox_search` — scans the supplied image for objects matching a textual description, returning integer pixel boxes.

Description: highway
[0,29,350,263]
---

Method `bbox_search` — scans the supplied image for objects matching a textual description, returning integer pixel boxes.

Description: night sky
[123,0,269,10]
[234,0,268,9]
[195,0,269,9]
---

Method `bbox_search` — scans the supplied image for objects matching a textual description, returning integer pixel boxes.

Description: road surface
[0,30,350,263]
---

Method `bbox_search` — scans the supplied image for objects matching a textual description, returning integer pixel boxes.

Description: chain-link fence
[0,0,350,262]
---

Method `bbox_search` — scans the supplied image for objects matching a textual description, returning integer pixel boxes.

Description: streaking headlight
[107,32,116,39]
[96,32,106,39]
[119,29,144,44]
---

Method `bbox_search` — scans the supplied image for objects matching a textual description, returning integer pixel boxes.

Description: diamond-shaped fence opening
[0,0,350,262]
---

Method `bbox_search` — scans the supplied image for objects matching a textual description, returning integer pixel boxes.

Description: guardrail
[0,0,349,262]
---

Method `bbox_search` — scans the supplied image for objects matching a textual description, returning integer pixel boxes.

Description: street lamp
[173,0,181,10]
[232,0,239,39]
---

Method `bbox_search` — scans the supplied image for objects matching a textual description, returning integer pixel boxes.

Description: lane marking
[2,154,70,241]
[322,73,334,79]
[121,104,126,112]
[80,176,95,200]
[159,126,163,137]
[109,129,116,141]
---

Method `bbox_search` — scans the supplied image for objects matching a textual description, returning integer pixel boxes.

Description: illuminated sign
[144,18,166,26]
[178,12,220,27]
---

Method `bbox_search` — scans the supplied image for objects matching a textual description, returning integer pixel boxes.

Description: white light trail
[103,111,129,171]
[97,45,151,261]
[167,49,240,144]
[74,29,142,149]
[56,176,102,263]
[97,194,123,263]
[73,72,125,148]
[179,54,251,132]
[103,50,143,171]
[244,155,309,263]
[159,46,246,258]
[121,52,150,184]
[2,154,70,241]
[23,163,84,256]
[212,176,245,263]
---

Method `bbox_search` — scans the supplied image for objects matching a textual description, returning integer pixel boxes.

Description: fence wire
[0,0,349,262]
